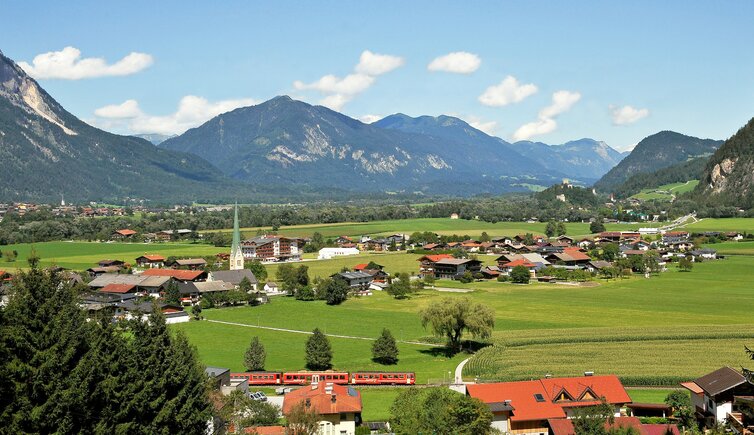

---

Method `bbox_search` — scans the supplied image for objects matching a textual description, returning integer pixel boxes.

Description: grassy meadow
[631,180,699,200]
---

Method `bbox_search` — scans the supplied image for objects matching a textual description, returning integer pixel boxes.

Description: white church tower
[229,203,244,270]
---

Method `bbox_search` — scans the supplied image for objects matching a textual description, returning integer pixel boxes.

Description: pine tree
[372,328,399,364]
[244,336,266,371]
[165,280,181,305]
[305,328,333,370]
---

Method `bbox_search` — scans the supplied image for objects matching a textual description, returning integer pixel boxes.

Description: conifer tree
[305,328,333,370]
[244,336,266,371]
[372,328,399,364]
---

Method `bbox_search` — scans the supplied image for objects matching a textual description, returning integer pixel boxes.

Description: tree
[545,221,557,238]
[365,261,382,270]
[420,297,495,351]
[219,390,280,433]
[296,265,310,287]
[601,243,619,262]
[285,400,321,435]
[643,251,661,274]
[305,328,332,370]
[244,336,266,371]
[479,231,491,242]
[510,265,531,284]
[320,278,349,305]
[458,271,474,283]
[246,260,268,281]
[164,280,181,305]
[390,387,493,435]
[664,390,694,430]
[590,220,606,233]
[372,328,399,364]
[523,233,535,245]
[385,273,412,299]
[556,221,567,236]
[678,257,693,272]
[276,263,297,294]
[572,401,615,435]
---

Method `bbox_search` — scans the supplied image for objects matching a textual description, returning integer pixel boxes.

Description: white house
[682,367,754,427]
[318,247,359,260]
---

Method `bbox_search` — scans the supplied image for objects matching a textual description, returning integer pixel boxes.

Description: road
[454,357,471,384]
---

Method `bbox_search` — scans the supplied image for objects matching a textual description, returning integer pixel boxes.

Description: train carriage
[350,371,416,385]
[282,371,349,385]
[230,371,283,385]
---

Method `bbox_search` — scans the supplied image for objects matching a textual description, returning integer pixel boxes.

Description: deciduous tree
[419,297,494,351]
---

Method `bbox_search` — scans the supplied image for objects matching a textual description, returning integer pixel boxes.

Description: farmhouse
[431,258,483,279]
[690,248,717,260]
[168,258,207,269]
[97,259,125,268]
[681,366,754,427]
[111,229,137,240]
[135,254,166,268]
[141,268,207,282]
[209,269,258,289]
[467,374,632,435]
[332,271,374,289]
[88,274,172,295]
[86,265,122,277]
[282,382,362,435]
[241,235,304,261]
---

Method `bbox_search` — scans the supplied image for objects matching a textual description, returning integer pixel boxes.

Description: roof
[503,259,537,268]
[205,366,230,378]
[192,281,236,293]
[243,426,285,435]
[87,266,122,274]
[114,229,137,236]
[643,424,680,435]
[174,258,207,266]
[548,417,645,435]
[353,263,369,270]
[418,254,454,263]
[210,269,258,285]
[467,375,631,422]
[335,271,373,280]
[100,283,137,294]
[692,366,747,396]
[680,381,704,395]
[89,274,171,289]
[141,268,206,281]
[282,382,362,415]
[136,254,165,262]
[435,258,481,266]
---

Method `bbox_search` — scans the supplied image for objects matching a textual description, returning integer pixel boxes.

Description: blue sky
[2,0,753,150]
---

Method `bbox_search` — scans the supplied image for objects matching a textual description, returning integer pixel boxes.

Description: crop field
[0,241,223,270]
[174,255,754,390]
[206,217,657,239]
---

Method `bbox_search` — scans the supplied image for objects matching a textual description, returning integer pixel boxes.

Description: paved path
[206,319,442,347]
[454,357,471,384]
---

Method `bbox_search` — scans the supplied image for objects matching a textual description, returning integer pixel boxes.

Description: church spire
[229,203,244,270]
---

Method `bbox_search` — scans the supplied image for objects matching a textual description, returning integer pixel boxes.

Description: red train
[230,371,416,386]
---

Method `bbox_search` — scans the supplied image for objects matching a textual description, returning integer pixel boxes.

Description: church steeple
[229,203,244,270]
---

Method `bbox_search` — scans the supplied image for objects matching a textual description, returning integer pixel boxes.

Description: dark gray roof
[335,271,373,280]
[205,366,230,378]
[210,269,258,285]
[488,401,515,412]
[694,366,747,396]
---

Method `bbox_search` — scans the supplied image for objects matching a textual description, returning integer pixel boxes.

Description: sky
[2,1,753,151]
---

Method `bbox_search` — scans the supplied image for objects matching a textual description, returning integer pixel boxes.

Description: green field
[0,241,224,271]
[632,181,699,200]
[685,218,754,233]
[172,254,754,392]
[627,389,683,404]
[206,217,658,239]
[706,240,754,255]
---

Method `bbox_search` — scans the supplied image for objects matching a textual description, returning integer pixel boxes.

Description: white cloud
[460,115,498,135]
[18,46,153,80]
[512,90,581,141]
[359,114,383,124]
[91,95,256,135]
[478,76,538,107]
[355,50,404,76]
[428,51,481,74]
[93,99,141,119]
[293,50,404,111]
[610,105,649,125]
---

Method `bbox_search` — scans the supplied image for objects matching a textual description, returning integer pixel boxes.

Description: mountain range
[593,131,722,193]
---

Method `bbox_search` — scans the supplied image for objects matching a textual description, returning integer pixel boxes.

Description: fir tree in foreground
[305,328,333,370]
[0,261,212,433]
[372,328,399,364]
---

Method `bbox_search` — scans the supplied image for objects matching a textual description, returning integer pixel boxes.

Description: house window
[534,394,545,402]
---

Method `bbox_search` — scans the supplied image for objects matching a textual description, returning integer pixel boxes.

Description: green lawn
[684,218,754,233]
[632,181,699,200]
[704,241,754,255]
[359,388,403,421]
[627,389,684,404]
[0,241,223,271]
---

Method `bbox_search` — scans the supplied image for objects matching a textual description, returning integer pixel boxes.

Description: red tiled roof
[115,229,137,236]
[243,426,286,435]
[468,375,631,423]
[141,269,205,281]
[548,417,645,435]
[561,248,591,261]
[503,259,537,268]
[138,254,165,262]
[643,424,679,435]
[353,263,368,270]
[100,283,137,294]
[418,254,454,263]
[282,382,362,415]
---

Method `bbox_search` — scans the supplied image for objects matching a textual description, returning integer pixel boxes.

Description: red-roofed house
[112,229,137,240]
[548,416,645,435]
[282,382,362,435]
[467,374,632,434]
[501,259,539,277]
[100,283,138,294]
[135,254,166,268]
[417,254,455,277]
[141,268,207,282]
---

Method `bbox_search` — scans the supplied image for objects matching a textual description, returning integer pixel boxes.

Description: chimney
[503,400,511,406]
[584,371,594,377]
[545,373,552,379]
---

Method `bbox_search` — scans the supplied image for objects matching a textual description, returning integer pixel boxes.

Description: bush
[496,275,508,282]
[510,266,530,284]
[458,271,474,283]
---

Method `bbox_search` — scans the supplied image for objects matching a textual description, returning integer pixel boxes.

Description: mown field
[685,218,754,233]
[707,240,754,255]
